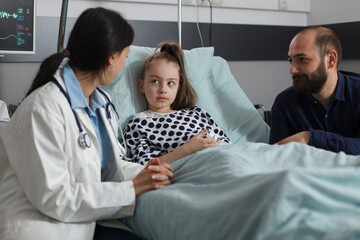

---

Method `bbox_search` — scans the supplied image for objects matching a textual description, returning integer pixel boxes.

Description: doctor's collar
[62,63,105,112]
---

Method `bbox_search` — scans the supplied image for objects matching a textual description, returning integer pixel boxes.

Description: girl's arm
[159,129,220,163]
[198,107,232,143]
[124,119,163,165]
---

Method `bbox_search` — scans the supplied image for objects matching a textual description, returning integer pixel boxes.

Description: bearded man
[269,26,360,155]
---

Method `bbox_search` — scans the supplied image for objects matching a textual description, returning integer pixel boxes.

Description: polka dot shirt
[124,106,231,165]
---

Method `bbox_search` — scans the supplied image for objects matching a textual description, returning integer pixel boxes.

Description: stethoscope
[52,78,126,152]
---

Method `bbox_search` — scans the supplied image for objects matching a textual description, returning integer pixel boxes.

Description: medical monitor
[0,0,35,55]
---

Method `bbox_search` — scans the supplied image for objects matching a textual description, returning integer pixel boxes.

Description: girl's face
[139,59,180,113]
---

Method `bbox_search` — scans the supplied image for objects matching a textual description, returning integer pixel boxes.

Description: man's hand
[275,131,310,145]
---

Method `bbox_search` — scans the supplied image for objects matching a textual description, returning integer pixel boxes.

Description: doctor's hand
[275,131,310,145]
[133,158,173,196]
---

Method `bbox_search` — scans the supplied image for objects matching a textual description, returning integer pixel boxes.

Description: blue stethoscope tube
[52,78,121,150]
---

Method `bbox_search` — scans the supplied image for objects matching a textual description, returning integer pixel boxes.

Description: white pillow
[210,57,269,143]
[101,45,224,141]
[101,45,269,144]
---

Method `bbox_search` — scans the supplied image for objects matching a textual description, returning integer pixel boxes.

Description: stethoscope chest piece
[79,132,91,149]
[53,77,125,151]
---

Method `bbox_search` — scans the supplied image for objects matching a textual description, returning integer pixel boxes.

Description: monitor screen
[0,0,35,55]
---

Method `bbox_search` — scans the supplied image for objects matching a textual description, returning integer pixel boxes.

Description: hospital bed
[35,0,360,238]
[100,45,360,239]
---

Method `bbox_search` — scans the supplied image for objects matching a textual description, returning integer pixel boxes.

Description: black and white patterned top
[124,106,231,165]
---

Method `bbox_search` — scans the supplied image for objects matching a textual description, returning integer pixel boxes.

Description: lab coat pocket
[70,148,101,183]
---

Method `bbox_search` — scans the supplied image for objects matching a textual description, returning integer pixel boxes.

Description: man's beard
[292,61,327,94]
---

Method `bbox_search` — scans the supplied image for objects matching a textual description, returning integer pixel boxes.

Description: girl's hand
[158,130,220,163]
[183,129,220,155]
[133,158,173,196]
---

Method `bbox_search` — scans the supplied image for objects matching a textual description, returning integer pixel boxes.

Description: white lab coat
[0,67,144,240]
[0,100,9,135]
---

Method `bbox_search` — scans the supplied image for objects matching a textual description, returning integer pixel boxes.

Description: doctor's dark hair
[141,42,197,110]
[25,7,134,98]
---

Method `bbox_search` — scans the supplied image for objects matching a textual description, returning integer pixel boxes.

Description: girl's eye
[151,80,158,84]
[168,81,175,86]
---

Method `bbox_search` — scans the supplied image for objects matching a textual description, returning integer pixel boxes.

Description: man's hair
[300,26,342,68]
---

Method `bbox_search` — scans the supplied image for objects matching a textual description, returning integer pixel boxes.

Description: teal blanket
[124,143,360,239]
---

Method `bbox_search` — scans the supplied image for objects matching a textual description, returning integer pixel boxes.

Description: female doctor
[0,7,173,240]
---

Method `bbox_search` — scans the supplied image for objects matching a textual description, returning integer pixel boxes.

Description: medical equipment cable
[123,57,135,155]
[127,57,136,115]
[195,1,204,47]
[96,87,129,155]
[57,0,68,52]
[208,0,213,46]
[53,78,129,155]
[178,0,182,46]
[104,57,136,156]
[52,78,91,148]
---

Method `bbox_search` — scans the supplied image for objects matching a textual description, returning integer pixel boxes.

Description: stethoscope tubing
[52,78,124,152]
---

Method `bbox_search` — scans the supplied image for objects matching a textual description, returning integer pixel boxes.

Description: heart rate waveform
[0,34,17,40]
[0,11,18,19]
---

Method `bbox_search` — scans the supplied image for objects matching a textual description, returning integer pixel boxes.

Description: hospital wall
[0,0,360,111]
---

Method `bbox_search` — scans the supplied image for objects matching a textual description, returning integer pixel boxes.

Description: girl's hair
[141,42,197,110]
[25,7,134,98]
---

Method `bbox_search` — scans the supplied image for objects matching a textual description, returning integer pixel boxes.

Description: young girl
[124,42,231,165]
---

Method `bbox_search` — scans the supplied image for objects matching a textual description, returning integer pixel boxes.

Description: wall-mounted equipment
[0,0,36,56]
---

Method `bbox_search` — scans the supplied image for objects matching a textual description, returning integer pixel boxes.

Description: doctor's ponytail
[25,51,68,98]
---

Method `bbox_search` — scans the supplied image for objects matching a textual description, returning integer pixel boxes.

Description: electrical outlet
[278,0,288,10]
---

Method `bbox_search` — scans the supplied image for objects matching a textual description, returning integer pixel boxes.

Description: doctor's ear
[107,54,116,68]
[138,79,145,93]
